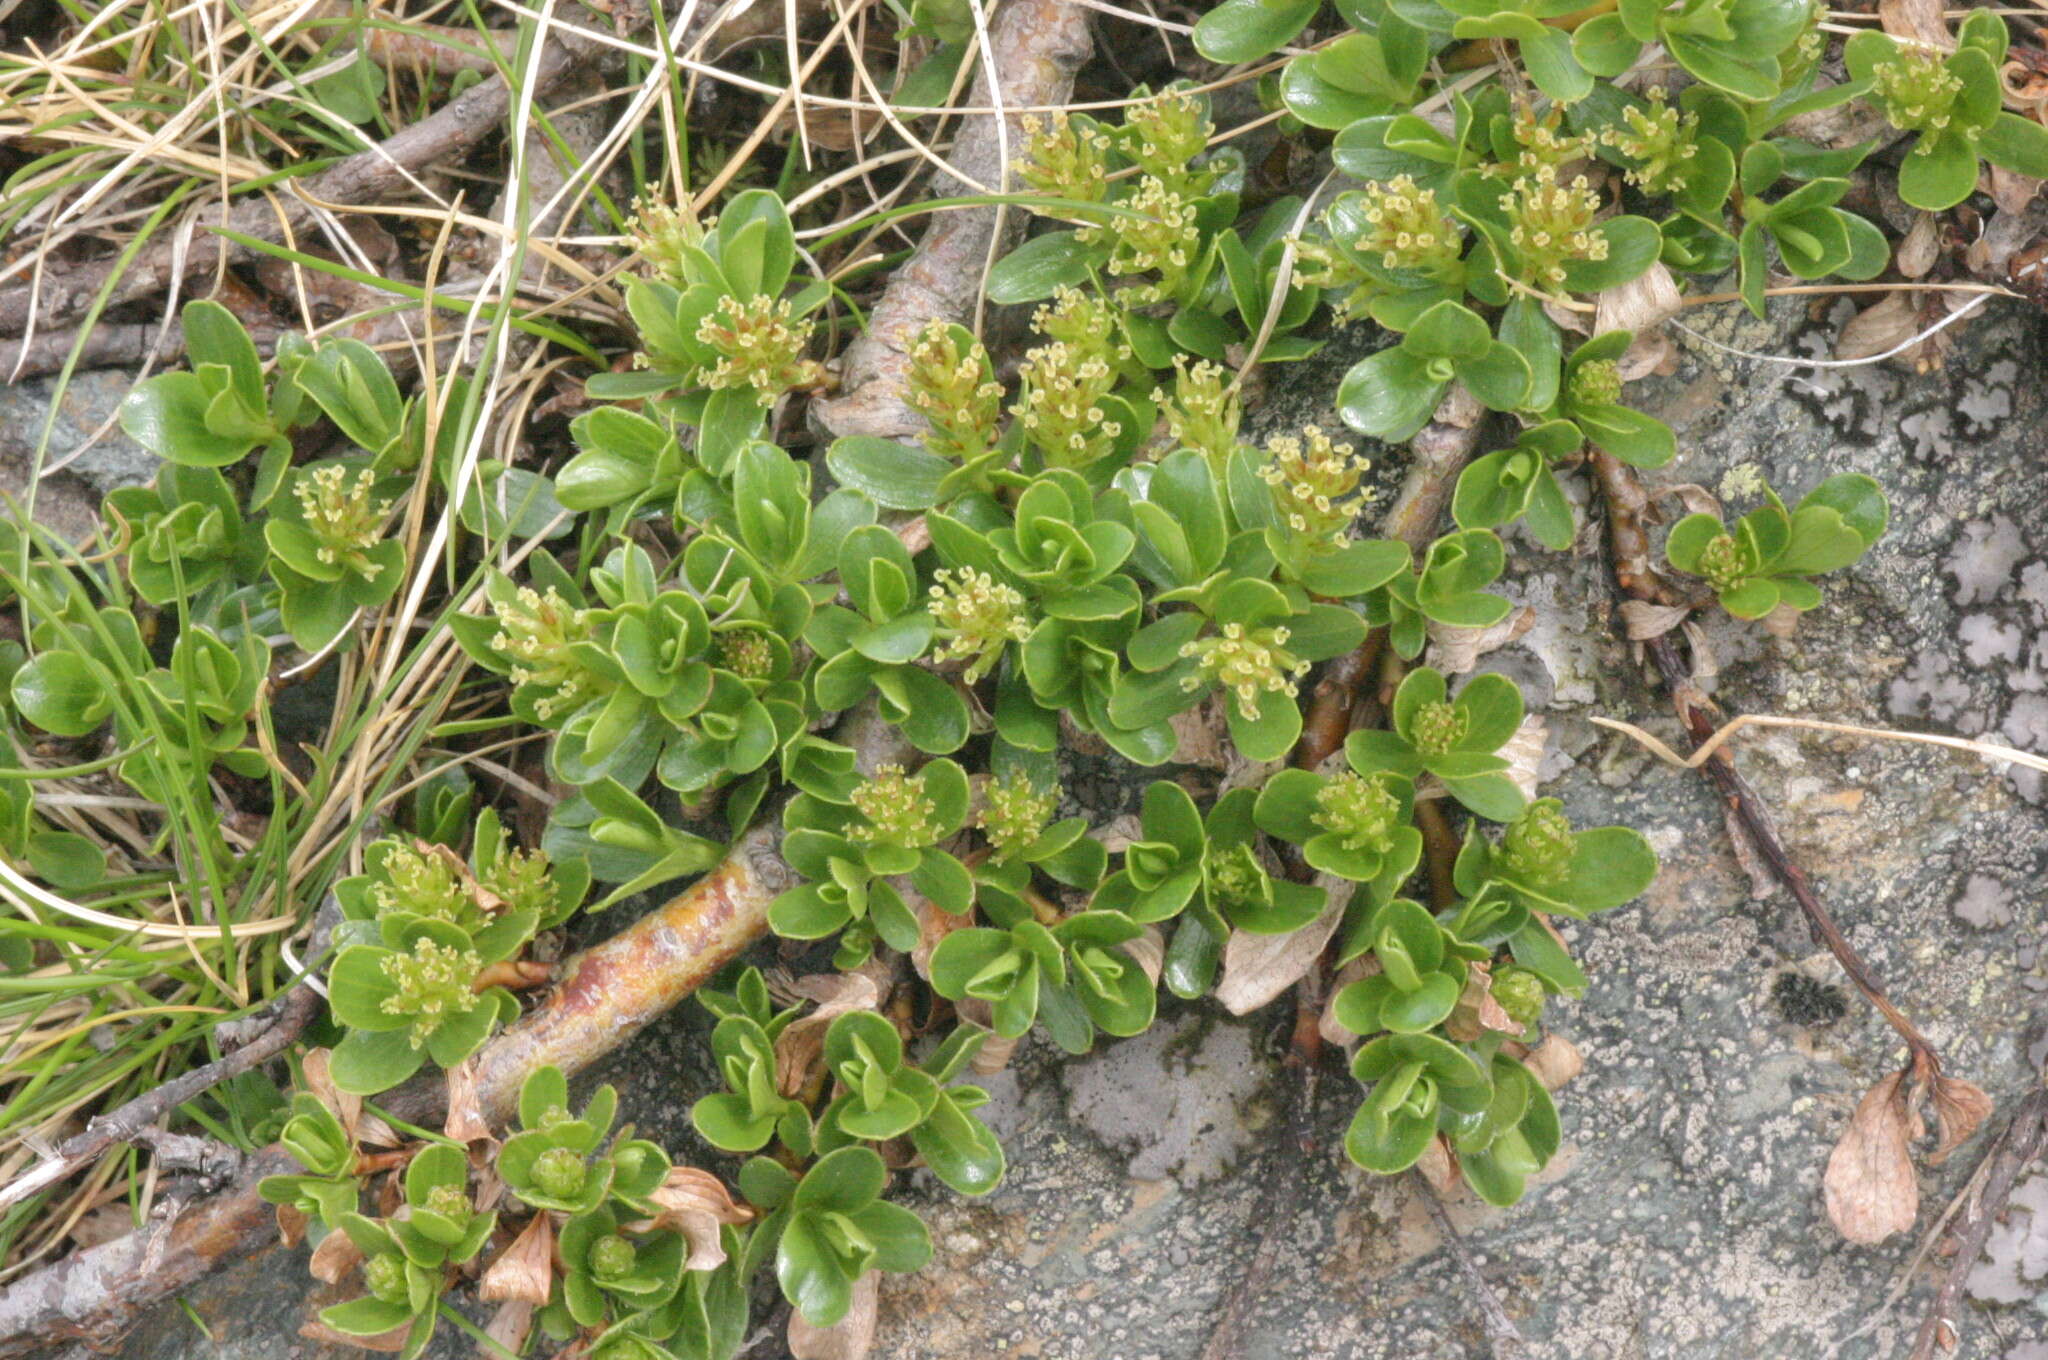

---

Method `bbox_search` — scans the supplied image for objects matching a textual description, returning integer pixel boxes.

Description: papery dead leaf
[1522,1034,1585,1091]
[1823,1069,1923,1244]
[1991,163,2044,215]
[1681,620,1720,680]
[1414,1136,1457,1193]
[1834,291,1922,363]
[1499,715,1548,803]
[788,1271,878,1360]
[1215,879,1346,1015]
[1928,1076,1994,1164]
[1897,213,1940,278]
[479,1211,555,1305]
[1320,955,1379,1049]
[1879,0,1951,48]
[303,1047,397,1149]
[309,1223,366,1284]
[948,997,1017,1074]
[1427,607,1535,676]
[1092,814,1145,854]
[626,1167,754,1271]
[1595,260,1684,341]
[1126,927,1165,991]
[485,1301,534,1358]
[774,972,882,1096]
[1760,602,1803,639]
[443,1058,493,1145]
[911,891,974,985]
[1443,961,1520,1042]
[275,1204,308,1249]
[1170,695,1233,771]
[1619,328,1678,382]
[1620,599,1691,641]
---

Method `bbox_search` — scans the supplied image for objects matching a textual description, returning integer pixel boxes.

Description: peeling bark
[813,0,1094,441]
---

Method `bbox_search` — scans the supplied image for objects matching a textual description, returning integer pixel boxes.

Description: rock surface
[31,293,2048,1360]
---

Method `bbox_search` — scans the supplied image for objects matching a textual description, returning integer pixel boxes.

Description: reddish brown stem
[1293,416,1489,770]
[1593,452,1944,1076]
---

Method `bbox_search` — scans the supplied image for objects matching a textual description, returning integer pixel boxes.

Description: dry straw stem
[0,706,911,1353]
[0,17,607,338]
[1589,711,2048,780]
[1590,455,1956,1094]
[814,0,1094,441]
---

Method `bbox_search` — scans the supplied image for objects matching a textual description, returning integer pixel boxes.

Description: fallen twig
[814,0,1094,440]
[0,1144,297,1358]
[0,18,616,339]
[1906,1082,2048,1360]
[1589,450,1947,1078]
[0,899,338,1215]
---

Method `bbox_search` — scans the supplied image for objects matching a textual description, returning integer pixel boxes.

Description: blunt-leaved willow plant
[33,0,1977,1347]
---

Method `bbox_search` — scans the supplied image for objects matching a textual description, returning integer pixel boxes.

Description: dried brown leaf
[1319,955,1380,1048]
[1896,213,1940,278]
[1760,601,1803,639]
[1835,291,1922,363]
[443,1058,493,1145]
[1928,1076,1993,1164]
[1595,260,1684,340]
[480,1211,555,1305]
[788,1271,878,1360]
[275,1204,309,1249]
[1823,1069,1923,1244]
[485,1301,534,1357]
[1879,0,1951,48]
[1215,879,1345,1015]
[1169,695,1233,771]
[1414,1136,1457,1193]
[1427,606,1535,675]
[1499,715,1548,803]
[308,1223,366,1284]
[1990,162,2043,214]
[1619,600,1691,641]
[626,1167,754,1271]
[774,973,882,1095]
[1126,926,1165,991]
[1443,961,1520,1042]
[1522,1034,1586,1091]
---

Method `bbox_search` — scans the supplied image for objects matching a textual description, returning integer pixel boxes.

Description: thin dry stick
[813,0,1094,442]
[1589,449,1946,1078]
[1413,1171,1529,1359]
[0,901,339,1215]
[1906,1084,2048,1360]
[0,705,911,1354]
[1589,712,2048,779]
[0,17,611,338]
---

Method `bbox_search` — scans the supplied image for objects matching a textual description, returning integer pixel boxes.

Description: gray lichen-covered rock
[851,297,2048,1360]
[68,298,2048,1360]
[0,369,158,543]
